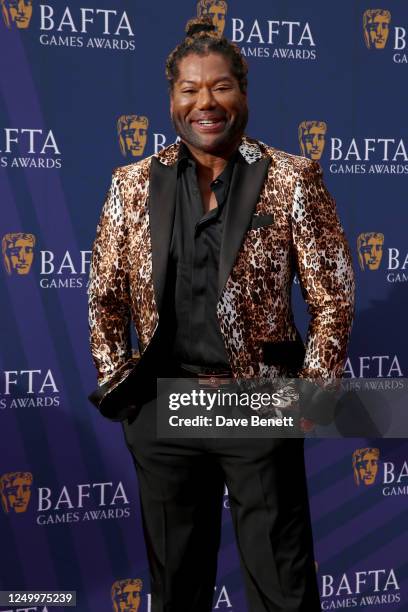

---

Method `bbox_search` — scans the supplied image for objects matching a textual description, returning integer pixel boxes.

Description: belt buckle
[198,373,232,389]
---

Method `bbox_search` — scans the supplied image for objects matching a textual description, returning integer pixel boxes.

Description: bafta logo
[0,0,33,29]
[357,232,384,270]
[111,579,143,612]
[363,9,391,49]
[352,448,380,486]
[197,0,227,36]
[117,115,149,158]
[298,121,327,160]
[0,472,33,514]
[2,232,35,275]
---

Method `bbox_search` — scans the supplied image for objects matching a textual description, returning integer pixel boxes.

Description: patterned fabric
[88,136,355,405]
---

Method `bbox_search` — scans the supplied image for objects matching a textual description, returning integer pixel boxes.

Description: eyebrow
[178,76,235,86]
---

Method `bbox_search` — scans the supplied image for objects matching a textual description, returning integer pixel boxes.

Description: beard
[171,106,249,155]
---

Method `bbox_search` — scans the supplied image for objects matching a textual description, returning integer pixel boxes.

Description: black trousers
[121,384,321,612]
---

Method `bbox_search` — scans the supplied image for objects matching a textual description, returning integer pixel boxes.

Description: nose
[196,87,216,110]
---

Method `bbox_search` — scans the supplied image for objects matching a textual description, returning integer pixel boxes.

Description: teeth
[198,120,217,125]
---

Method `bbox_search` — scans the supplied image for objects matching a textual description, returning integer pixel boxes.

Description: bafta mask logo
[0,471,33,514]
[357,232,384,271]
[197,0,228,36]
[117,115,149,158]
[363,10,391,49]
[111,579,143,612]
[2,232,36,275]
[352,448,380,486]
[298,121,327,160]
[1,0,33,29]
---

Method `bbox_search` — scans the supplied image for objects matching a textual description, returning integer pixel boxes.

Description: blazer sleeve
[87,169,132,386]
[290,160,355,381]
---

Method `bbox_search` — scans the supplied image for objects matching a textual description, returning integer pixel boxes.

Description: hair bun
[185,17,217,38]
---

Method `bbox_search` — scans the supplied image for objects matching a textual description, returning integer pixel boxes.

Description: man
[88,17,355,612]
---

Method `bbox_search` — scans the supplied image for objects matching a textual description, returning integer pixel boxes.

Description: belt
[178,363,233,389]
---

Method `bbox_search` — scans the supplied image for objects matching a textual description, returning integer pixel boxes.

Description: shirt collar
[177,142,194,168]
[176,141,241,176]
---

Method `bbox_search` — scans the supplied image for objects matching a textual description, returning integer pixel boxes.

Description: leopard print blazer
[88,136,355,410]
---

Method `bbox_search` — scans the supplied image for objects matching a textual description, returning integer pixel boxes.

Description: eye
[181,89,196,94]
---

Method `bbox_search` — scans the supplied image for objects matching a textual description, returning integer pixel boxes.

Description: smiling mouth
[192,118,226,133]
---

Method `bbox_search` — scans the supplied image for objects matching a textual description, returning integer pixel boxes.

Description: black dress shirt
[164,142,239,370]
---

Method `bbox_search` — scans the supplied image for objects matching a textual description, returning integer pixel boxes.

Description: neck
[182,137,241,181]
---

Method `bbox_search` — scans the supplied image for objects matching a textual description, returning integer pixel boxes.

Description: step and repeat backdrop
[1,1,407,610]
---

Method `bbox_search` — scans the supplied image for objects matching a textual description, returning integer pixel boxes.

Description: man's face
[4,476,31,512]
[360,236,383,270]
[3,0,32,28]
[7,238,34,274]
[208,4,226,35]
[303,125,326,160]
[357,452,378,485]
[367,14,390,49]
[122,120,147,157]
[170,52,248,155]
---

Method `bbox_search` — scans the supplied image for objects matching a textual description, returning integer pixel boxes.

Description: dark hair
[166,17,248,93]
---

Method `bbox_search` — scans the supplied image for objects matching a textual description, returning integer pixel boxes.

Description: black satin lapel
[148,157,177,311]
[218,156,270,298]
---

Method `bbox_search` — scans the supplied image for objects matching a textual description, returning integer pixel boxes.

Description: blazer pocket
[250,213,274,230]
